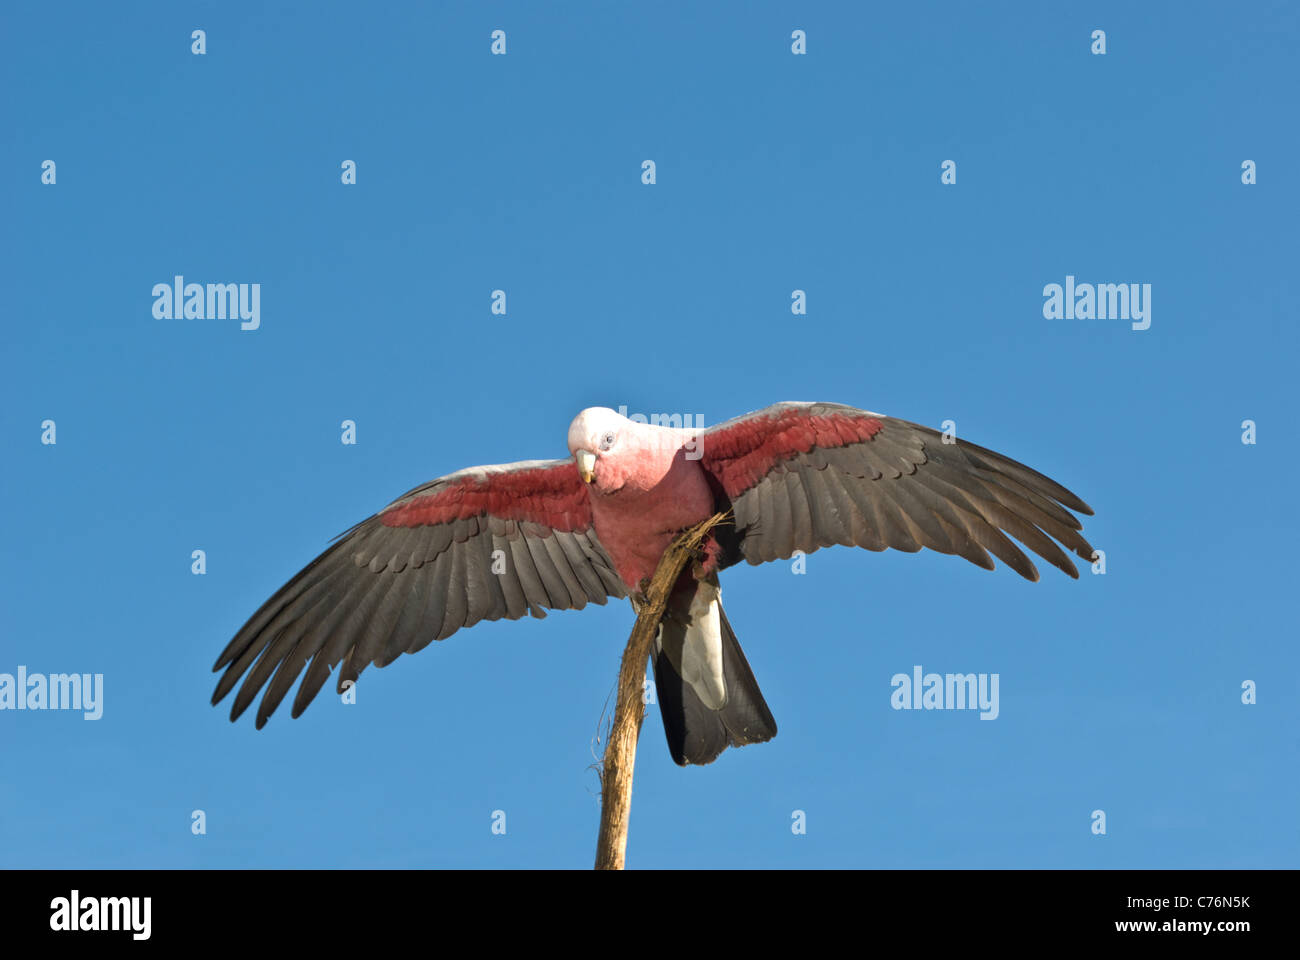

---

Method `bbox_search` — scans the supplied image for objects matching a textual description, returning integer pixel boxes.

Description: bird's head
[567,406,627,489]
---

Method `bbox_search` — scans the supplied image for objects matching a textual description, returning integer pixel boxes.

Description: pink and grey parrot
[213,402,1095,765]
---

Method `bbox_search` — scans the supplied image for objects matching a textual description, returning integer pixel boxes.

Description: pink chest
[588,457,715,590]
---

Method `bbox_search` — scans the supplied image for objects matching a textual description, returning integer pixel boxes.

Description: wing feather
[213,458,625,726]
[699,402,1094,582]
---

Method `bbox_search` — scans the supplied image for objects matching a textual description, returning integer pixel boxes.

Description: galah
[213,402,1095,765]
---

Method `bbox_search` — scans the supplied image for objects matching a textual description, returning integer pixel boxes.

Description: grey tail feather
[651,600,777,766]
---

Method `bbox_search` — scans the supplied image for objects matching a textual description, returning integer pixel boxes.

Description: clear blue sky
[2,1,1296,868]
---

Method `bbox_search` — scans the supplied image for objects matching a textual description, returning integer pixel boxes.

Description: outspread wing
[698,402,1095,581]
[212,458,625,728]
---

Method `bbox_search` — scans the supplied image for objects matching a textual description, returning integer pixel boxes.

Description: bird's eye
[600,432,616,451]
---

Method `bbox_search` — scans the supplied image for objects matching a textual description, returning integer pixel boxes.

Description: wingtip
[227,697,250,724]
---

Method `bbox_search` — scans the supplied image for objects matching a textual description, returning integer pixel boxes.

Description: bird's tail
[651,574,777,765]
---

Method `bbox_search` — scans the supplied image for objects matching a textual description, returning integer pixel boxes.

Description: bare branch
[593,512,729,870]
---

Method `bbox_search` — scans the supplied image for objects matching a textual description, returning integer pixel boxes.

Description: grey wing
[701,402,1096,581]
[211,458,625,728]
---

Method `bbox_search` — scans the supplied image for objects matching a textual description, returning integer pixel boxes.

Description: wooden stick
[593,512,728,870]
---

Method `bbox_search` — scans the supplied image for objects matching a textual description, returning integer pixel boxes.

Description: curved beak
[575,449,597,484]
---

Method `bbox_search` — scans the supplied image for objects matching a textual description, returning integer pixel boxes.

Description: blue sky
[2,1,1296,868]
